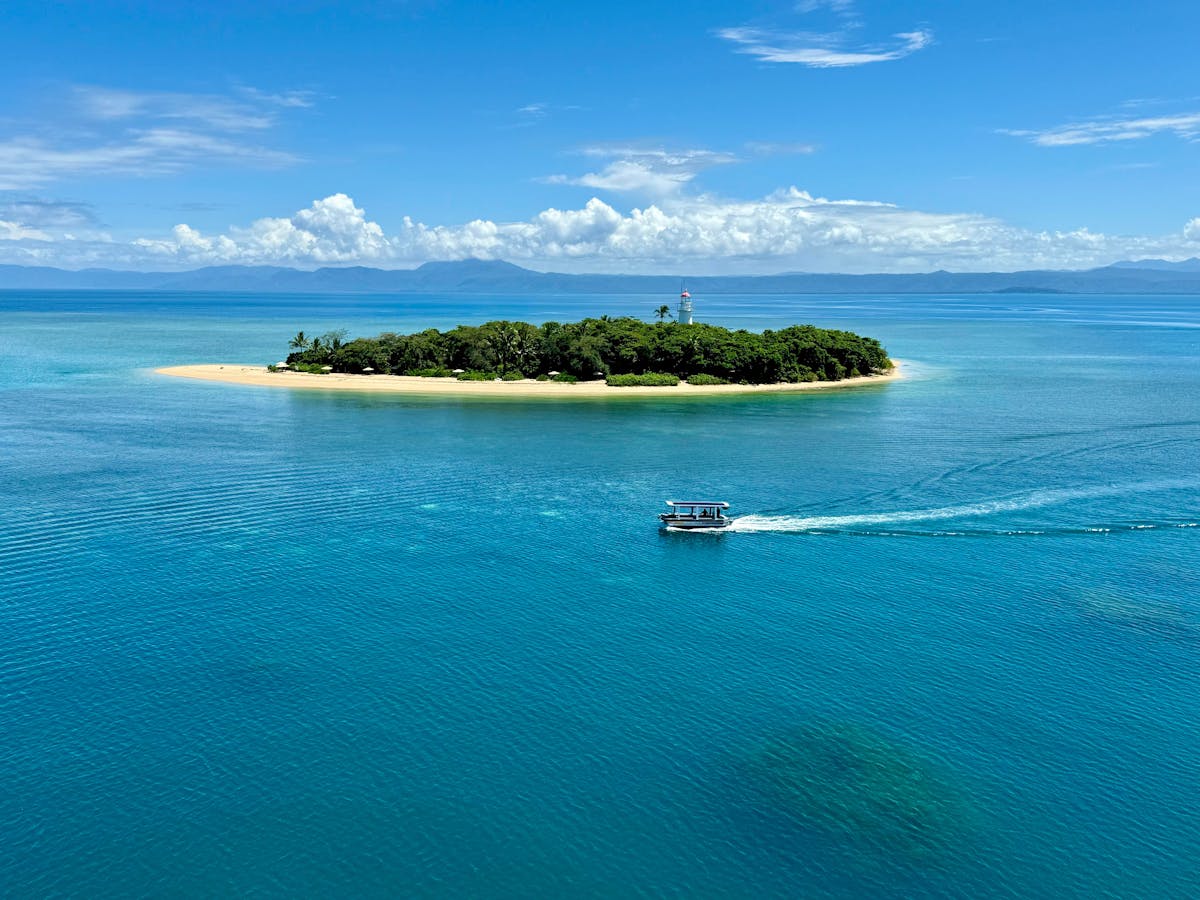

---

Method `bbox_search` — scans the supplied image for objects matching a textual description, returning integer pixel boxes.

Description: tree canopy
[284,317,891,384]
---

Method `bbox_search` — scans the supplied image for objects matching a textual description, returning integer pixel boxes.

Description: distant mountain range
[4,258,1200,294]
[1107,257,1200,272]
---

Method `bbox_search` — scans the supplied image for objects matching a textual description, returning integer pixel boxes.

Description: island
[159,317,897,396]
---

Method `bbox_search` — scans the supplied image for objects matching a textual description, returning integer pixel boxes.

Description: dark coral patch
[746,720,973,859]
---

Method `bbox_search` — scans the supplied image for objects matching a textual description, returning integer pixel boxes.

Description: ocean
[2,290,1198,897]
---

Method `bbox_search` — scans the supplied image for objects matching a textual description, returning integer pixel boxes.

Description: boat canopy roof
[665,500,729,509]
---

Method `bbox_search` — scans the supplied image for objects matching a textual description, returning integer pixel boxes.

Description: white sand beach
[155,363,901,396]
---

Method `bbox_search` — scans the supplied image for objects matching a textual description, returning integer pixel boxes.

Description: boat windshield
[666,503,726,518]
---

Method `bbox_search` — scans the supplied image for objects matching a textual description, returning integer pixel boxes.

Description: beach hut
[452,368,465,376]
[321,365,333,373]
[548,370,560,377]
[275,361,289,369]
[362,367,375,374]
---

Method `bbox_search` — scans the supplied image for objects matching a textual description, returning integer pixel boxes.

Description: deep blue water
[2,291,1198,898]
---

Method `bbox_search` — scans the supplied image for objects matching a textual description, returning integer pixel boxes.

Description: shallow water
[2,291,1198,897]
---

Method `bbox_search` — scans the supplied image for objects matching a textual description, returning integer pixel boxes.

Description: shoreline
[155,363,900,397]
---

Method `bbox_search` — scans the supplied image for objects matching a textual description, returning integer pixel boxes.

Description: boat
[659,500,730,529]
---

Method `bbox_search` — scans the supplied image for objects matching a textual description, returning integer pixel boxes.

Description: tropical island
[282,316,893,383]
[158,315,896,396]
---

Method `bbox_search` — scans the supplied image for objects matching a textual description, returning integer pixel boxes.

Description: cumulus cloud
[133,194,390,264]
[78,190,1200,275]
[717,26,932,67]
[1003,111,1200,147]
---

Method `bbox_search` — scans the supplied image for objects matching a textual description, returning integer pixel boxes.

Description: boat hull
[659,515,730,530]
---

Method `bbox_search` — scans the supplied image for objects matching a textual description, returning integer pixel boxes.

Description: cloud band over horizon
[2,190,1198,275]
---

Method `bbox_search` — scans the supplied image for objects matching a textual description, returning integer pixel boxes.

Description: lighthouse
[677,286,694,325]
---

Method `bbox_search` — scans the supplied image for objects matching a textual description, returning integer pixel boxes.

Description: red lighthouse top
[680,289,690,299]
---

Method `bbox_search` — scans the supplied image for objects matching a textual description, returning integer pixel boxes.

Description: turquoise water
[2,291,1198,897]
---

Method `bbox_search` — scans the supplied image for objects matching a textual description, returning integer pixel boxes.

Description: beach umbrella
[362,367,375,374]
[321,365,333,372]
[452,368,465,374]
[275,361,289,368]
[548,370,560,376]
[594,371,605,378]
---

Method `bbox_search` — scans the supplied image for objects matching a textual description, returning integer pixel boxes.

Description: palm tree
[654,305,672,322]
[489,323,536,375]
[320,329,347,352]
[288,331,309,351]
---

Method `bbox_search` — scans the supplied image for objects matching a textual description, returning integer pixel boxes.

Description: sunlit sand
[156,362,901,396]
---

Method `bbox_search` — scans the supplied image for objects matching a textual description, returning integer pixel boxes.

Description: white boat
[659,500,730,529]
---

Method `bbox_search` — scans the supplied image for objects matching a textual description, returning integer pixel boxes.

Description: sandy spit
[155,362,901,397]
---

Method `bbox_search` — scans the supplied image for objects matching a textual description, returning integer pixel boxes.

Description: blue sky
[1,0,1198,272]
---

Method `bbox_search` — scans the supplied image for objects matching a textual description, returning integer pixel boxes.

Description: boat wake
[727,480,1200,535]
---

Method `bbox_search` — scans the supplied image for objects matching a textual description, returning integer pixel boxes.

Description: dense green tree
[283,316,892,383]
[331,338,390,373]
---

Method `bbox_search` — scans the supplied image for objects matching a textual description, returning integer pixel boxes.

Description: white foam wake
[727,480,1199,533]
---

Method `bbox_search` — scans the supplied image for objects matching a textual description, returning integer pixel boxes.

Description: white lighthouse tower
[677,285,694,325]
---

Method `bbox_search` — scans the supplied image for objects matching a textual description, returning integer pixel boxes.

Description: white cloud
[1003,111,1200,147]
[133,194,390,263]
[718,0,930,68]
[718,26,932,67]
[0,219,51,241]
[236,87,318,110]
[543,147,739,195]
[0,199,97,229]
[74,85,273,131]
[0,84,307,190]
[71,84,312,131]
[53,190,1196,275]
[0,130,297,190]
[507,101,584,128]
[0,197,111,249]
[745,141,818,156]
